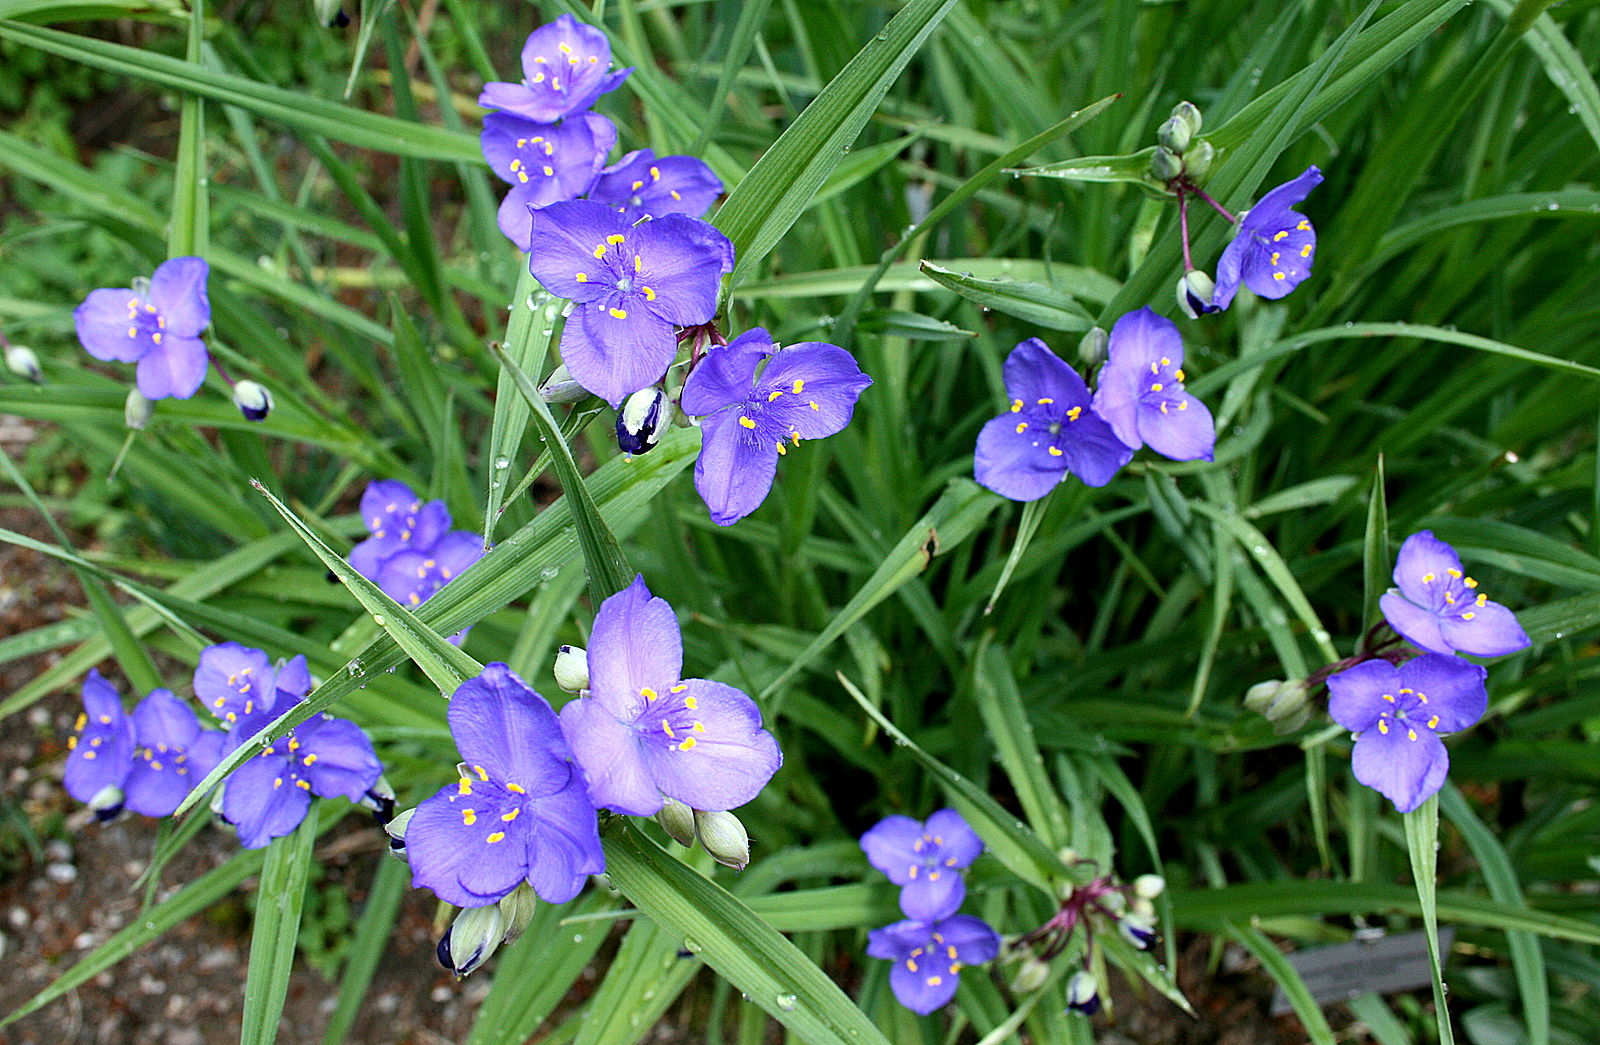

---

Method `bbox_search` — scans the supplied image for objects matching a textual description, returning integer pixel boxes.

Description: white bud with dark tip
[1183,140,1214,181]
[1066,969,1101,1014]
[693,809,750,871]
[1119,911,1157,950]
[5,345,42,383]
[125,389,153,431]
[553,644,590,693]
[313,0,349,27]
[437,904,506,979]
[1156,115,1193,155]
[1176,270,1219,319]
[88,784,125,822]
[656,796,697,848]
[616,387,671,455]
[232,380,273,422]
[384,807,414,860]
[1149,146,1183,182]
[538,363,589,404]
[360,775,396,822]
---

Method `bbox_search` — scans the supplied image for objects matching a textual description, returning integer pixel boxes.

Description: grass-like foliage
[3,0,1599,1042]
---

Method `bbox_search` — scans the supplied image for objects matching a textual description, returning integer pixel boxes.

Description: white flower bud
[232,380,273,422]
[538,363,589,404]
[1177,270,1218,319]
[88,784,125,822]
[616,387,671,455]
[552,644,590,693]
[1149,146,1183,182]
[384,807,414,860]
[1119,911,1157,950]
[1065,969,1101,1014]
[1010,957,1051,993]
[125,389,154,431]
[1156,115,1193,155]
[693,809,750,871]
[360,776,396,822]
[5,345,42,383]
[656,796,697,848]
[437,904,506,978]
[1170,101,1203,138]
[314,0,349,27]
[1132,873,1166,900]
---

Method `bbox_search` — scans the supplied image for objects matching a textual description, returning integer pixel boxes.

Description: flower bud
[1182,140,1215,181]
[693,809,750,871]
[1119,912,1157,950]
[1156,115,1193,155]
[436,904,505,979]
[656,795,697,848]
[616,387,671,455]
[87,783,125,822]
[1176,270,1219,319]
[538,363,589,404]
[552,644,590,693]
[1244,678,1309,729]
[497,883,537,945]
[5,344,42,383]
[1148,146,1183,182]
[1272,702,1313,735]
[1169,101,1203,139]
[232,380,273,422]
[384,807,415,860]
[1130,896,1156,923]
[1065,969,1101,1015]
[1010,957,1051,994]
[360,776,396,823]
[1132,873,1166,900]
[1076,328,1108,369]
[314,0,350,27]
[125,389,154,431]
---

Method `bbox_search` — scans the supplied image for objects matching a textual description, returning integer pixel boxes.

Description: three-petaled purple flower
[1091,308,1215,462]
[588,149,723,224]
[376,532,484,612]
[74,256,210,400]
[860,809,984,921]
[866,915,1001,1015]
[1327,653,1487,813]
[975,338,1133,501]
[195,642,381,848]
[406,663,604,907]
[679,328,872,526]
[1212,166,1323,310]
[64,669,137,816]
[349,480,451,582]
[482,111,616,250]
[1380,531,1531,658]
[122,689,228,818]
[527,200,734,407]
[558,576,781,816]
[478,14,631,123]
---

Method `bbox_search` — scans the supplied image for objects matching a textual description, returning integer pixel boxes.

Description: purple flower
[376,531,484,611]
[866,915,1001,1015]
[860,809,984,921]
[221,689,383,849]
[348,480,452,582]
[527,200,734,407]
[193,642,311,729]
[1091,308,1215,462]
[1379,531,1531,658]
[558,576,781,816]
[124,689,226,818]
[478,14,632,123]
[406,663,604,907]
[588,149,723,224]
[73,256,210,400]
[975,338,1133,501]
[679,328,872,526]
[481,111,616,251]
[64,669,136,815]
[1212,166,1323,309]
[1327,653,1488,813]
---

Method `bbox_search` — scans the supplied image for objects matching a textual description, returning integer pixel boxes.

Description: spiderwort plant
[73,256,211,400]
[526,200,734,407]
[860,809,984,920]
[1211,167,1323,310]
[558,576,781,816]
[1091,308,1215,462]
[866,914,1001,1015]
[406,663,604,907]
[974,337,1133,501]
[482,111,616,251]
[478,13,631,123]
[1379,531,1531,658]
[679,328,873,526]
[121,689,227,818]
[588,149,724,224]
[1327,653,1488,813]
[348,480,452,582]
[63,669,136,818]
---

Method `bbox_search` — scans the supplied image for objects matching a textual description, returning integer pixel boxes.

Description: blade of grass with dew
[1362,455,1390,640]
[483,271,554,543]
[1404,795,1455,1045]
[972,638,1071,849]
[465,891,611,1045]
[240,805,318,1045]
[1226,923,1336,1045]
[572,914,702,1045]
[916,262,1095,331]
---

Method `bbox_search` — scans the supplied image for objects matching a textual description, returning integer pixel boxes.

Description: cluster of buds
[1243,677,1312,733]
[436,883,538,978]
[1149,102,1211,186]
[1005,854,1166,1018]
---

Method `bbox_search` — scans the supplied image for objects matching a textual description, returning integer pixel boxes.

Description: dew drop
[776,993,798,1011]
[372,614,386,626]
[494,456,511,470]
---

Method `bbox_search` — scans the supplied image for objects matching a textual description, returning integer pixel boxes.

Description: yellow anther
[501,808,521,822]
[531,73,546,84]
[908,865,919,879]
[74,713,86,730]
[302,754,317,766]
[1150,382,1164,392]
[1037,397,1053,405]
[775,442,787,456]
[1272,271,1287,280]
[662,719,677,739]
[1297,220,1311,231]
[692,721,705,733]
[631,180,644,192]
[462,808,477,825]
[575,272,588,282]
[1015,422,1028,434]
[649,166,661,180]
[947,945,958,959]
[684,695,698,710]
[1447,568,1462,579]
[607,234,626,245]
[1428,716,1440,729]
[1270,252,1280,265]
[592,243,608,259]
[1422,572,1436,583]
[808,401,819,410]
[1382,693,1396,703]
[507,783,526,794]
[1175,368,1185,382]
[474,764,489,780]
[642,286,656,300]
[1048,446,1063,457]
[1300,244,1312,258]
[1461,611,1475,620]
[533,55,546,63]
[906,958,919,972]
[1407,729,1418,741]
[486,831,506,843]
[510,159,522,172]
[792,379,805,394]
[926,976,943,987]
[641,687,658,700]
[678,737,697,751]
[1378,719,1390,735]
[634,255,642,272]
[1464,577,1478,588]
[768,390,784,402]
[296,779,311,790]
[609,307,628,319]
[669,190,682,201]
[558,42,572,53]
[1066,406,1082,421]
[1010,398,1023,413]
[542,165,554,177]
[671,684,688,693]
[739,416,758,429]
[1476,593,1487,607]
[1273,230,1289,242]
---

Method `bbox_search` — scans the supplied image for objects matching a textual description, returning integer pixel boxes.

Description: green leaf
[917,261,1094,332]
[1226,924,1335,1045]
[602,820,891,1045]
[972,639,1071,849]
[1403,795,1456,1045]
[1362,455,1391,640]
[712,0,959,287]
[241,806,318,1045]
[1012,145,1159,186]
